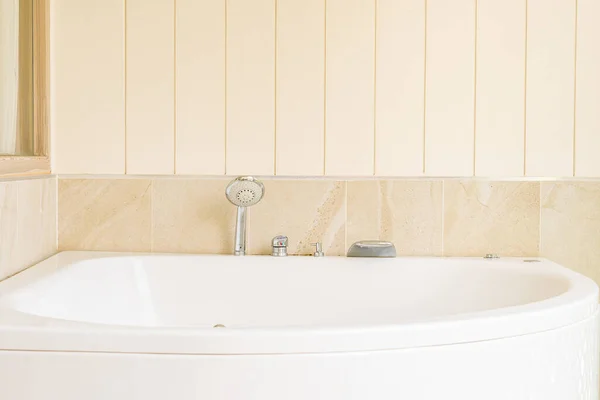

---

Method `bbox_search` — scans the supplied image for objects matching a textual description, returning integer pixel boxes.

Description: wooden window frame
[0,0,50,177]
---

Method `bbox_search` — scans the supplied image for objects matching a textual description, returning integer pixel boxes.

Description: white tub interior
[0,255,571,328]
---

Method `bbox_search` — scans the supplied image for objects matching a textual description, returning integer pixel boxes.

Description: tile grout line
[274,0,278,176]
[54,176,58,251]
[572,0,578,178]
[441,179,445,256]
[173,0,177,175]
[344,180,348,254]
[523,0,528,176]
[422,0,428,175]
[150,178,155,252]
[473,0,478,177]
[124,0,128,175]
[53,174,600,183]
[323,0,327,176]
[538,181,542,257]
[373,0,377,176]
[224,0,228,176]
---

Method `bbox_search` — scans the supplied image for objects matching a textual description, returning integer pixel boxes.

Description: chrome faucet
[272,236,289,257]
[225,177,265,256]
[311,242,324,257]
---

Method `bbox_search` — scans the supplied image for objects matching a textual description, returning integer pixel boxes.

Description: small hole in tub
[213,324,226,328]
[524,260,541,263]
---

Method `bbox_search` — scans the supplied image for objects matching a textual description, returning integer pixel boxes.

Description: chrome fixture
[347,241,397,258]
[226,176,265,256]
[311,242,324,257]
[272,235,289,257]
[484,254,500,259]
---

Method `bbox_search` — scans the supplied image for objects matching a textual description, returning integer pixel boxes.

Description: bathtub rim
[0,251,596,355]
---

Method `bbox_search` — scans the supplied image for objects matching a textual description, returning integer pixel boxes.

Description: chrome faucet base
[271,248,288,257]
[311,242,324,257]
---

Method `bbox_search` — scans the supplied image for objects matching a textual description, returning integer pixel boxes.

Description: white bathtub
[0,252,597,400]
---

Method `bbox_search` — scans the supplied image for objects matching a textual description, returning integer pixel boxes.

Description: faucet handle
[311,242,324,257]
[272,235,288,257]
[272,235,288,248]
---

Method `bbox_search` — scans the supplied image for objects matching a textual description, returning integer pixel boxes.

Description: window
[0,0,49,176]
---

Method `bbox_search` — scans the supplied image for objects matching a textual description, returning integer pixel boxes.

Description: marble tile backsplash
[541,182,600,285]
[56,178,600,286]
[443,181,540,257]
[0,177,57,280]
[347,181,443,256]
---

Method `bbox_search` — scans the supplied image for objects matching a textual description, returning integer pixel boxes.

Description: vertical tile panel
[375,0,425,176]
[276,0,325,176]
[176,0,226,175]
[526,0,576,177]
[475,0,526,177]
[52,0,125,174]
[325,0,375,176]
[425,0,476,176]
[126,0,175,174]
[575,0,600,177]
[226,0,276,176]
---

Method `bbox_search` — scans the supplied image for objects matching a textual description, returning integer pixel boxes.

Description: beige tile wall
[0,177,57,280]
[443,181,540,257]
[541,182,600,284]
[56,177,600,285]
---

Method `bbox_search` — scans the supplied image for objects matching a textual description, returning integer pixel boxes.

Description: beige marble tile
[347,181,443,256]
[444,181,540,257]
[58,179,152,252]
[247,180,346,256]
[0,177,57,280]
[0,181,19,280]
[152,179,235,254]
[13,178,58,274]
[541,182,600,285]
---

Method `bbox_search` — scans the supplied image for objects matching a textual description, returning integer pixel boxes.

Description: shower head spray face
[225,177,265,207]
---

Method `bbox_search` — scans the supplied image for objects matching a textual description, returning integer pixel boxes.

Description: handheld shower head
[226,177,265,256]
[226,176,265,208]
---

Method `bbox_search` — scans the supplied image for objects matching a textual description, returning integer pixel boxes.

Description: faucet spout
[234,206,247,256]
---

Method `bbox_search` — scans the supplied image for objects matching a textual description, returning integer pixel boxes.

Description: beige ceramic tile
[541,182,600,285]
[152,179,235,254]
[444,181,540,257]
[247,180,346,256]
[14,178,57,273]
[0,177,57,280]
[58,179,152,252]
[0,181,19,280]
[347,181,443,256]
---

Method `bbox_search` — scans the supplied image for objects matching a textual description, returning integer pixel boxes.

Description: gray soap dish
[347,241,397,258]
